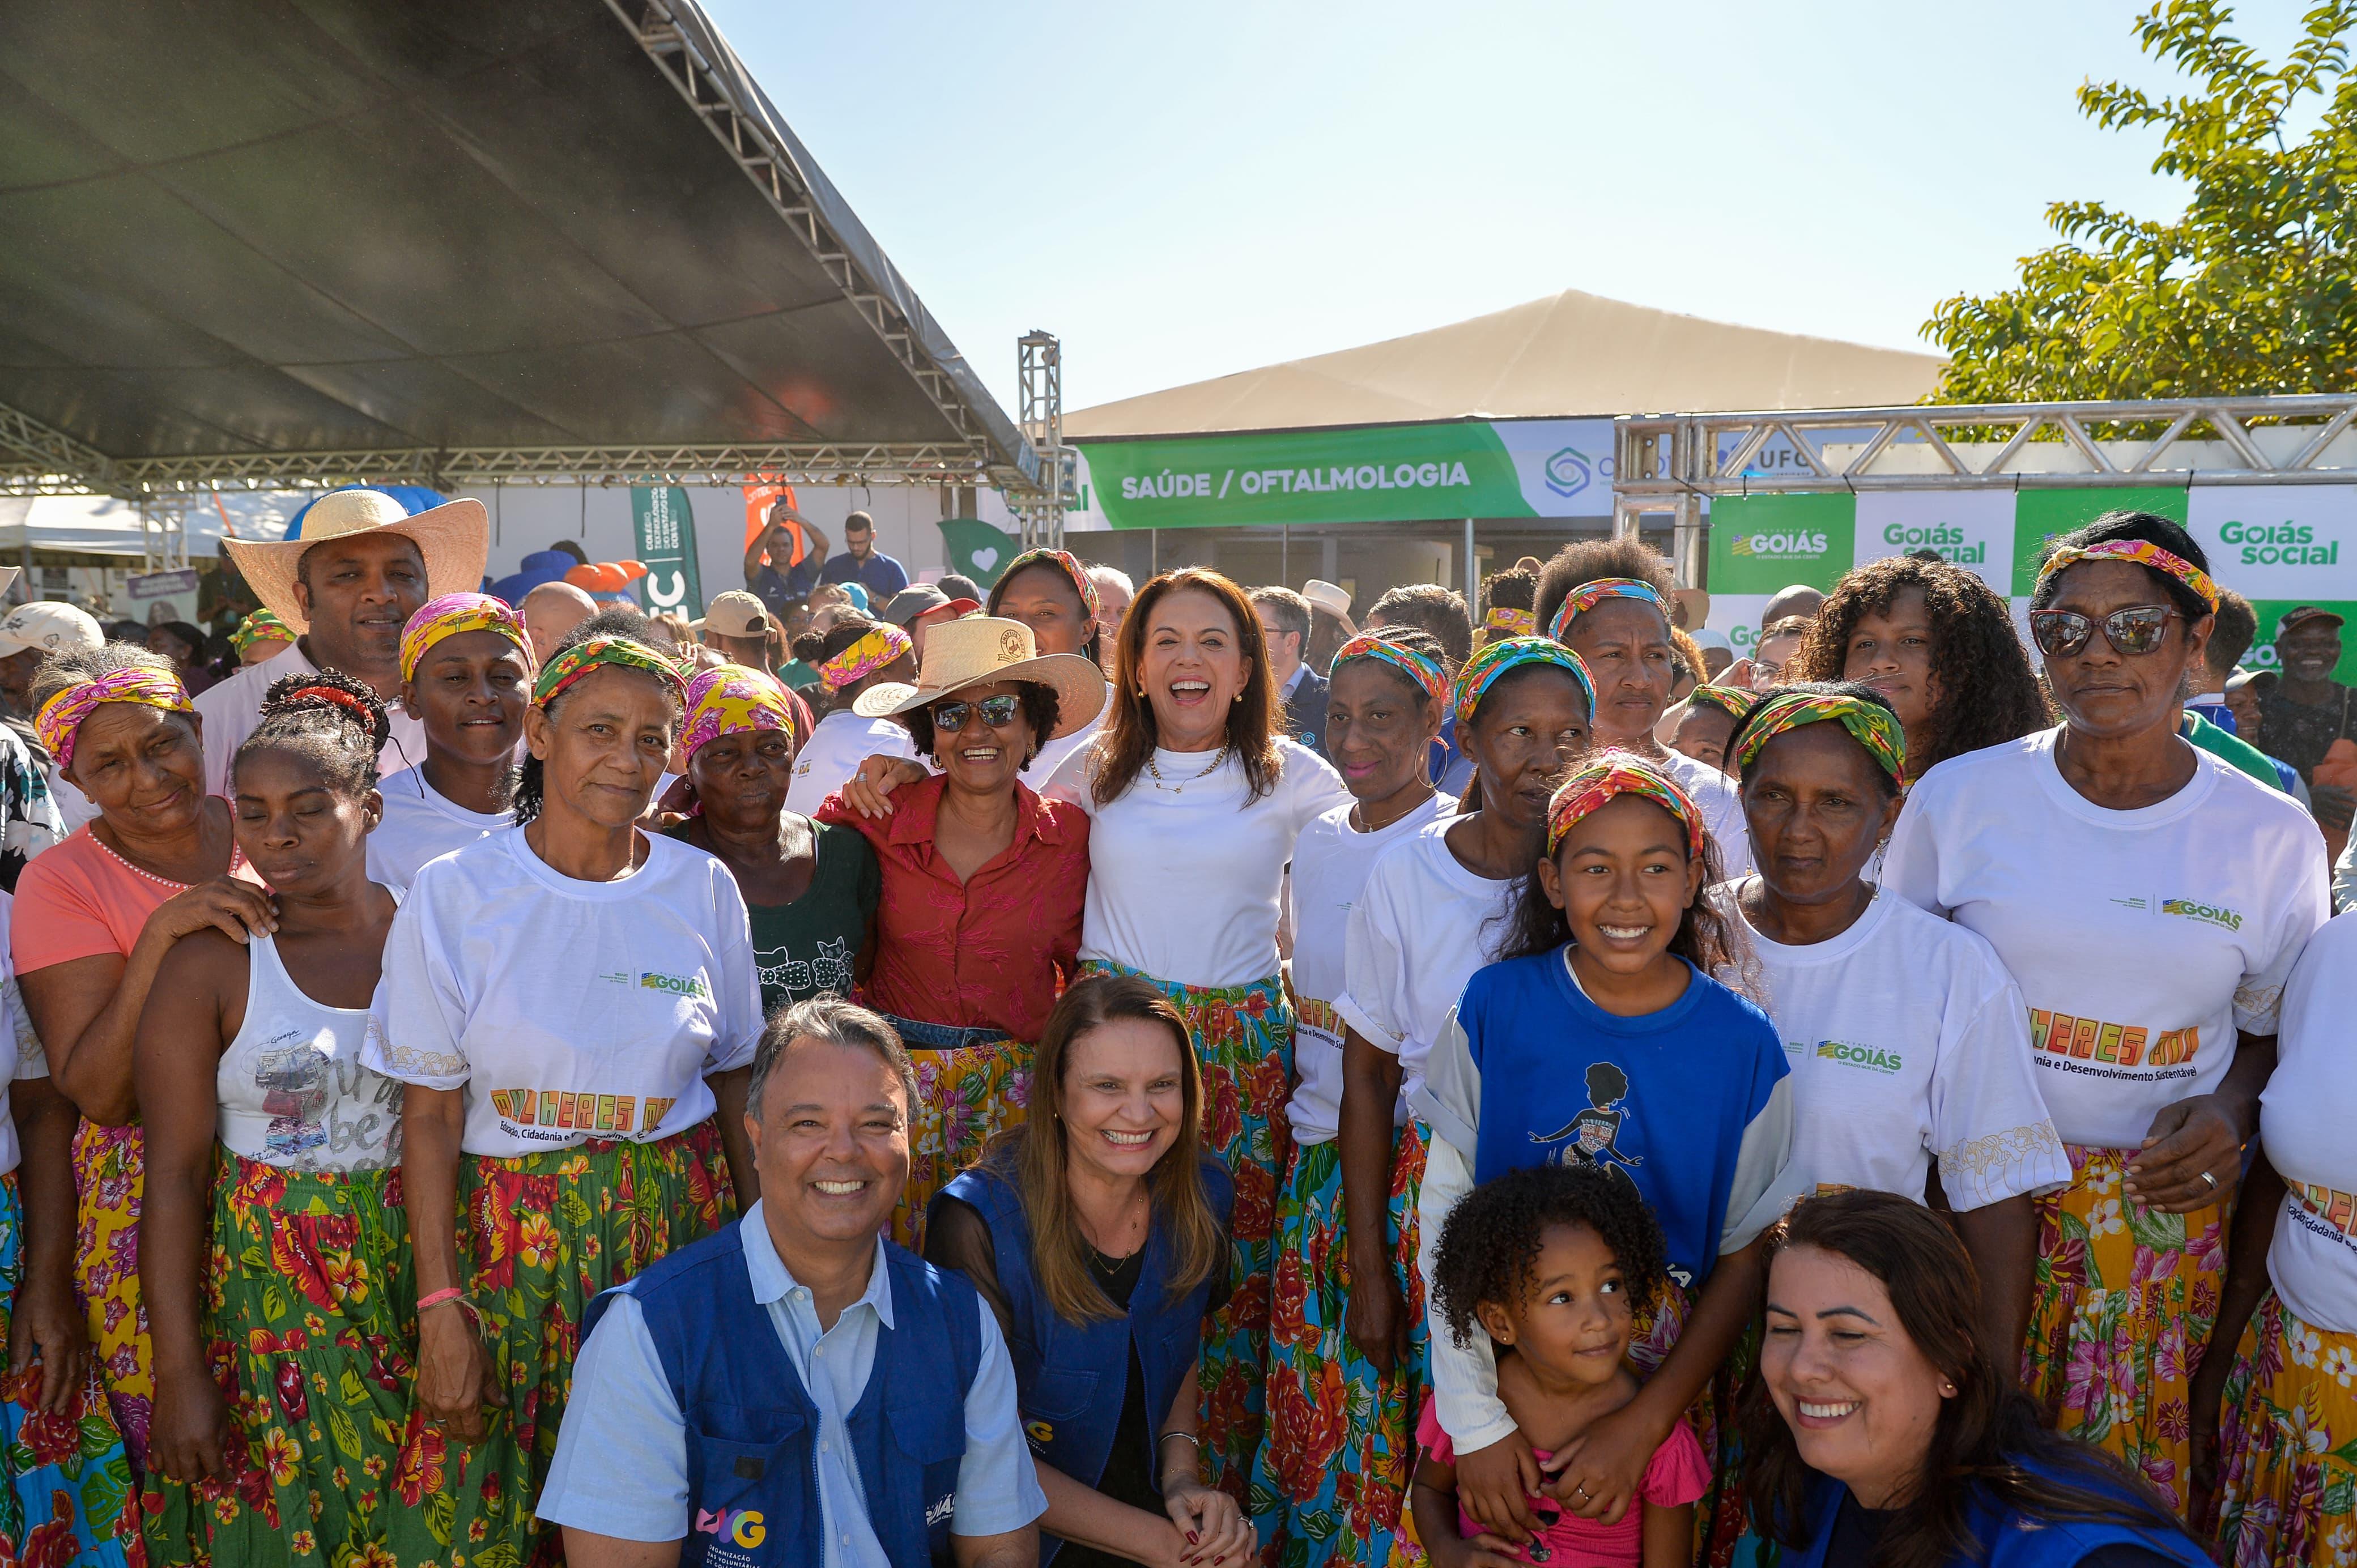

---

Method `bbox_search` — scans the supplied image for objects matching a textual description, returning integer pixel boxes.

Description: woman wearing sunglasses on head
[816,616,1103,1248]
[1883,511,2329,1516]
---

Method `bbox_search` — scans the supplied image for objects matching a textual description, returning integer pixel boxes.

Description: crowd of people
[0,486,2339,1568]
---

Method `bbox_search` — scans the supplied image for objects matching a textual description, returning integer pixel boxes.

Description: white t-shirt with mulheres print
[365,764,512,893]
[1658,746,1752,879]
[2260,911,2357,1336]
[785,710,918,819]
[1339,817,1518,1122]
[363,829,763,1158]
[1884,727,2328,1152]
[1709,883,2070,1210]
[1284,793,1452,1145]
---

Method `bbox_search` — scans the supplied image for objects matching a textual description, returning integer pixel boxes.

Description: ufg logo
[1545,446,1593,498]
[641,970,712,998]
[1730,530,1830,559]
[695,1508,766,1548]
[1815,1040,1903,1074]
[2161,897,2244,931]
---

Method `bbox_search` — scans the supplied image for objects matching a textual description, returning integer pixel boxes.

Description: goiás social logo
[2218,518,2338,566]
[1881,521,1985,565]
[1729,529,1831,560]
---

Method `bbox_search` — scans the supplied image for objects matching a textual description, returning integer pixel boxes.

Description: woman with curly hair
[1786,553,2049,776]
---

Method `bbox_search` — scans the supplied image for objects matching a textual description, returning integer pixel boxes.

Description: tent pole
[1281,527,1288,587]
[1463,517,1475,603]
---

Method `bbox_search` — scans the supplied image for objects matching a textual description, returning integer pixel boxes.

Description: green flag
[632,484,705,617]
[938,517,1019,587]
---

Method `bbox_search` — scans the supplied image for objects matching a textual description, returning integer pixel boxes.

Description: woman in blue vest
[1744,1188,2209,1568]
[928,973,1255,1567]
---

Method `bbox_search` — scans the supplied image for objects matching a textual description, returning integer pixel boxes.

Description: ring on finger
[2200,1170,2218,1191]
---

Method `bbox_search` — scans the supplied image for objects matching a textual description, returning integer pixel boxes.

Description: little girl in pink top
[1414,1162,1710,1568]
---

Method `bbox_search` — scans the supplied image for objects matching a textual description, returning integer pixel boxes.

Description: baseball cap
[0,601,104,658]
[883,583,981,627]
[2278,605,2345,633]
[704,590,771,640]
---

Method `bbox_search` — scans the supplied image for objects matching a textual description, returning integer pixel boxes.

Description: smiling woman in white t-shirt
[366,593,532,891]
[1711,681,2069,1380]
[1883,513,2329,1516]
[364,616,763,1566]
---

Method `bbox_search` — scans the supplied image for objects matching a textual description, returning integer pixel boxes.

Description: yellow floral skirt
[2214,1290,2357,1568]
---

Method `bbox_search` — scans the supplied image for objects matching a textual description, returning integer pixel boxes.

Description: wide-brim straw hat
[852,615,1107,739]
[223,488,490,634]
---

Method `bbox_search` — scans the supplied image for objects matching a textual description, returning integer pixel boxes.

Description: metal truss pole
[1016,331,1065,550]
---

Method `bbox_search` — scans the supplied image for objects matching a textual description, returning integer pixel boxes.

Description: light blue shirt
[537,1202,1045,1564]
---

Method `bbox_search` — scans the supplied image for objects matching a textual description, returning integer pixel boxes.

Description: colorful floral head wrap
[531,635,687,708]
[1684,684,1756,724]
[1480,604,1537,641]
[1545,753,1706,859]
[1452,636,1595,731]
[36,666,194,772]
[227,607,292,656]
[681,663,800,760]
[817,623,913,691]
[1547,577,1667,642]
[995,548,1102,625]
[1733,689,1909,787]
[399,593,533,683]
[2035,539,2220,613]
[1332,633,1446,707]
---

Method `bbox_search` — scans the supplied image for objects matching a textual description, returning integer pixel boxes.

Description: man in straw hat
[200,486,489,796]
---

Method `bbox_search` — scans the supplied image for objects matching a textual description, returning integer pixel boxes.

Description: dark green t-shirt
[667,816,879,1015]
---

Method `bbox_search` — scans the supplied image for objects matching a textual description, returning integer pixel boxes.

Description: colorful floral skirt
[879,1019,1029,1252]
[74,1122,150,1475]
[2022,1143,2226,1514]
[1251,1123,1431,1567]
[1628,1277,1757,1568]
[140,1153,415,1567]
[0,1168,146,1566]
[1082,960,1293,1503]
[2214,1290,2357,1568]
[388,1122,734,1568]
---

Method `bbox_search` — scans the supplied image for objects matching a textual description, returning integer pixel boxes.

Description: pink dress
[1415,1399,1712,1567]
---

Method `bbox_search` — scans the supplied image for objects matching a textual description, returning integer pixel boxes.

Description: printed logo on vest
[2160,897,2244,931]
[1024,1418,1054,1448]
[926,1494,956,1527]
[694,1507,766,1548]
[1814,1040,1903,1075]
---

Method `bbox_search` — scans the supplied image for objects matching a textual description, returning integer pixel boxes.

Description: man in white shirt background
[201,487,488,795]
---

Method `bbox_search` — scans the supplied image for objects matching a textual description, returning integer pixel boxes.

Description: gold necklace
[1146,745,1229,794]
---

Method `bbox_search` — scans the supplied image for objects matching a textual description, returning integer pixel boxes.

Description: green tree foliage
[1925,1,2357,402]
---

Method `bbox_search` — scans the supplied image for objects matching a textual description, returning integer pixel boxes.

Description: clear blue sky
[702,1,2305,417]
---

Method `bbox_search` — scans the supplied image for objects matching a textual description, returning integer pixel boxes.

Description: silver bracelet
[1158,1430,1201,1448]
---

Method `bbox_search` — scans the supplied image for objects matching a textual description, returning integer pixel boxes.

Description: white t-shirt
[48,769,96,833]
[1659,747,1752,878]
[785,709,918,819]
[218,929,402,1173]
[1709,883,2070,1211]
[2260,911,2357,1336]
[1022,692,1108,790]
[0,894,42,1179]
[1045,739,1348,990]
[1884,727,2328,1151]
[195,642,426,798]
[365,765,512,893]
[363,830,763,1158]
[1339,817,1518,1118]
[1284,794,1452,1145]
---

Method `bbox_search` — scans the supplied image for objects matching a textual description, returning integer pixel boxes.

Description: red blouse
[817,773,1088,1042]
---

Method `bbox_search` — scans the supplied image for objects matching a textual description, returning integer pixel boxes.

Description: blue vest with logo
[1784,1458,2211,1568]
[937,1157,1232,1565]
[585,1217,983,1567]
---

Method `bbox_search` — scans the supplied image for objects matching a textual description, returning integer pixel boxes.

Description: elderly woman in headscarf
[11,644,274,1486]
[365,620,761,1566]
[367,592,534,892]
[227,610,294,669]
[818,616,1101,1246]
[666,661,878,1015]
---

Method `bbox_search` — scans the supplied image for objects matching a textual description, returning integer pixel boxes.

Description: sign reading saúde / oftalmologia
[1069,419,1618,530]
[1700,485,2357,681]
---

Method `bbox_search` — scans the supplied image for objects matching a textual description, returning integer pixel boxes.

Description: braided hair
[233,668,389,796]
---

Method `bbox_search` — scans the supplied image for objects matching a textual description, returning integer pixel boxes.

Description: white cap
[0,601,104,658]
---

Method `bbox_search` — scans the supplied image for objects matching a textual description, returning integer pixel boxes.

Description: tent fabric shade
[1065,289,1947,439]
[0,0,1030,487]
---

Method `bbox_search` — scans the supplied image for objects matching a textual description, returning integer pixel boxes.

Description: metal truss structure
[1611,394,2357,583]
[1012,331,1068,549]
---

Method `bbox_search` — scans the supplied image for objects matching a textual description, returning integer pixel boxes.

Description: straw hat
[853,616,1106,739]
[223,488,490,634]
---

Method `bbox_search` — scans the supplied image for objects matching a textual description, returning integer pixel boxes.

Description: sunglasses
[2027,604,2179,659]
[933,693,1022,731]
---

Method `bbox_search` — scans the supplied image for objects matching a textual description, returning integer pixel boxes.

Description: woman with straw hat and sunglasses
[1884,511,2329,1516]
[818,615,1101,1247]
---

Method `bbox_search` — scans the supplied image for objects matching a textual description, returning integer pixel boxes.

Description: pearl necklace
[1146,746,1229,794]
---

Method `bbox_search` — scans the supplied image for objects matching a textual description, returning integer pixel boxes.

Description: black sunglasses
[933,693,1023,731]
[2027,604,2179,659]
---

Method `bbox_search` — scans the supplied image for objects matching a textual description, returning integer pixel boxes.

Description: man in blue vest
[538,998,1045,1567]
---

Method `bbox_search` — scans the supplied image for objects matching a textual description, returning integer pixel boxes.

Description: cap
[0,601,104,658]
[2278,605,2345,633]
[883,583,981,627]
[2225,666,2278,693]
[704,590,771,639]
[1689,628,1733,653]
[1303,579,1352,619]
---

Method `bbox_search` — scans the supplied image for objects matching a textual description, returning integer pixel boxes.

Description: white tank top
[216,931,403,1173]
